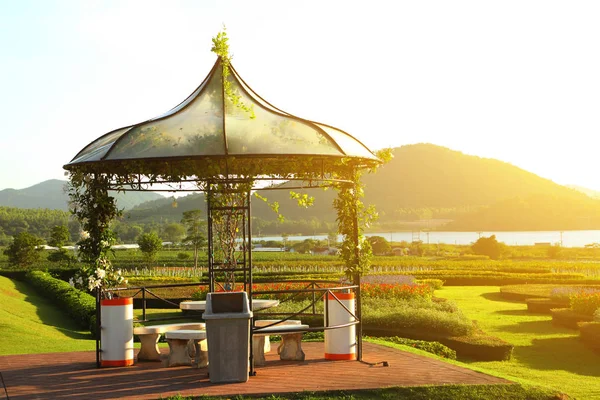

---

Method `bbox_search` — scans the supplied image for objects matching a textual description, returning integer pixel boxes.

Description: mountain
[567,185,600,199]
[120,143,600,231]
[0,179,164,211]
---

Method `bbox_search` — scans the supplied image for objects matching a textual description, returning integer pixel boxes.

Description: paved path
[0,342,510,399]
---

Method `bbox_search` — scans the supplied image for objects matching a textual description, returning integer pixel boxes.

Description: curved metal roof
[64,58,380,175]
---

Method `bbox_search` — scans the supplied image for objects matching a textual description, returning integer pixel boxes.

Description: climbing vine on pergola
[64,29,390,294]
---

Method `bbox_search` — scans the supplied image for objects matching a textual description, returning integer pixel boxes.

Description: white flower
[96,268,106,279]
[76,276,83,285]
[88,276,101,291]
[68,277,75,287]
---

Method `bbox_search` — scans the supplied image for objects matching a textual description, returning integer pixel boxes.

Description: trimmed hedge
[526,298,568,314]
[375,336,456,359]
[0,269,29,281]
[551,308,593,330]
[363,327,513,361]
[25,270,96,334]
[579,321,600,353]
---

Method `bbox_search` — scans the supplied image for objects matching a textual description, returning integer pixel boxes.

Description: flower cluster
[192,282,333,301]
[191,281,432,302]
[570,290,600,316]
[361,283,432,301]
[552,286,600,302]
[69,256,127,292]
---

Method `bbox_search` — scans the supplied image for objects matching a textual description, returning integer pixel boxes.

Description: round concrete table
[180,299,279,311]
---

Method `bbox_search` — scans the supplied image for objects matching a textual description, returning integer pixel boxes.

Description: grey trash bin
[204,291,253,383]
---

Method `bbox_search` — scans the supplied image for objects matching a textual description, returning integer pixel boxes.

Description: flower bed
[570,290,600,316]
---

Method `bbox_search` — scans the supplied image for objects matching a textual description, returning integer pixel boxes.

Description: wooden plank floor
[0,342,510,400]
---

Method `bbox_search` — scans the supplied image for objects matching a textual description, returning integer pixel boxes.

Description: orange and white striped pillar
[324,292,356,360]
[100,297,134,367]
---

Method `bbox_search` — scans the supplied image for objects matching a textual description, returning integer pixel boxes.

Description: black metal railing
[96,279,362,368]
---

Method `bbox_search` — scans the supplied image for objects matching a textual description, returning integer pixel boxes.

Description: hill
[0,179,164,211]
[121,144,600,231]
[567,185,600,199]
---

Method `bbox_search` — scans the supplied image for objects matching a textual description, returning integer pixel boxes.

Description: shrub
[177,252,191,260]
[137,232,163,263]
[594,308,600,322]
[362,274,415,285]
[471,235,505,260]
[570,290,600,316]
[364,327,513,361]
[578,321,600,352]
[417,278,445,290]
[362,297,473,337]
[361,283,432,301]
[4,232,44,268]
[551,308,593,329]
[376,336,456,359]
[547,244,562,259]
[25,270,96,332]
[526,298,567,314]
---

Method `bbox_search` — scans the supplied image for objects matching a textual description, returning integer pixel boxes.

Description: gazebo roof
[64,58,380,181]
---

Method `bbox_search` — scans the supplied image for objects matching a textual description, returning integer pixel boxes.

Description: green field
[438,286,600,399]
[0,274,564,399]
[0,275,95,354]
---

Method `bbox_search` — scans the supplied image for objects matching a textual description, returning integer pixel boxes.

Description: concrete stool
[133,322,206,362]
[165,329,208,368]
[254,319,301,354]
[252,324,309,366]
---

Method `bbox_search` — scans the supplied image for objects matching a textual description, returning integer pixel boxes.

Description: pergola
[63,55,382,370]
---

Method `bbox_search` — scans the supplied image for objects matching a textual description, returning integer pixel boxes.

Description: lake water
[255,230,600,248]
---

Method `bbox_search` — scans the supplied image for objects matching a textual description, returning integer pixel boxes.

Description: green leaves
[210,28,230,62]
[289,191,314,208]
[211,27,256,120]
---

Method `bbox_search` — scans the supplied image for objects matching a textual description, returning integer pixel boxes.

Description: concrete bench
[253,321,309,366]
[133,322,206,361]
[254,319,301,353]
[165,329,208,368]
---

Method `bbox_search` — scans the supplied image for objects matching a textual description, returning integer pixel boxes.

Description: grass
[0,276,566,399]
[0,275,95,354]
[162,384,562,399]
[438,286,600,399]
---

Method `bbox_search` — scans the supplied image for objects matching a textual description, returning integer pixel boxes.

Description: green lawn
[0,275,96,354]
[0,276,567,399]
[438,286,600,399]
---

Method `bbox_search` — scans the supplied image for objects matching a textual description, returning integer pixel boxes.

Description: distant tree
[137,232,162,263]
[327,231,339,247]
[48,225,70,248]
[181,210,207,269]
[409,240,425,256]
[292,238,317,254]
[367,236,391,255]
[547,243,562,259]
[0,228,11,246]
[162,223,186,244]
[67,220,82,243]
[471,235,505,259]
[114,224,145,243]
[4,231,44,268]
[47,225,75,266]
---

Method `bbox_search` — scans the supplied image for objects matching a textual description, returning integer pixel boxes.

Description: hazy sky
[1,1,599,191]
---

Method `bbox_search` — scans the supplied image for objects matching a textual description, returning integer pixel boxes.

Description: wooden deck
[0,342,510,400]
